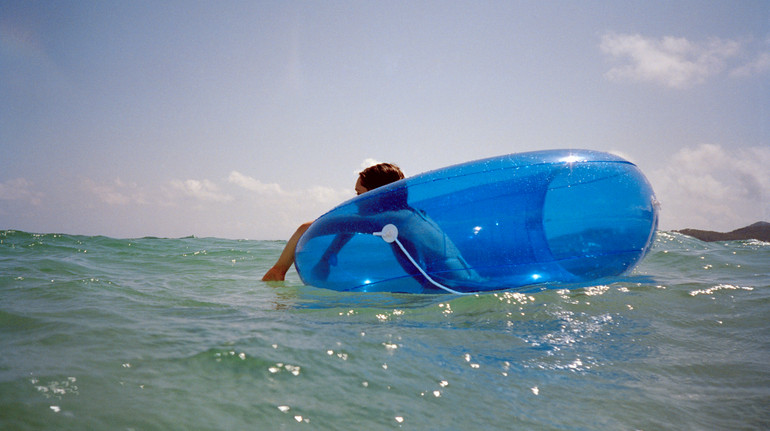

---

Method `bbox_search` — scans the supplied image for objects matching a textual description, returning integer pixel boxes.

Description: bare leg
[262,222,313,281]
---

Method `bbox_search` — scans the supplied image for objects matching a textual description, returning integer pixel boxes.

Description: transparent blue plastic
[295,150,659,294]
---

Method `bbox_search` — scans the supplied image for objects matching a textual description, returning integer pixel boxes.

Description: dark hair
[358,163,404,191]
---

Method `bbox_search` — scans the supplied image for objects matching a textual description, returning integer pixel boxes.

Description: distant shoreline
[674,221,770,242]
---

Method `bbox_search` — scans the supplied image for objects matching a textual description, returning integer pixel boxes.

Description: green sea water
[1,230,768,430]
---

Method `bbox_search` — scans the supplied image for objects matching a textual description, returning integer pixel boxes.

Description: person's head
[356,163,404,195]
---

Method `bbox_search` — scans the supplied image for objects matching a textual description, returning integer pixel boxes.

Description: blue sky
[1,0,768,239]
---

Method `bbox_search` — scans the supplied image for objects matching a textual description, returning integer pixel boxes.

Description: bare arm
[262,221,313,281]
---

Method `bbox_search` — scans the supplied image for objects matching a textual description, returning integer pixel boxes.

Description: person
[261,163,405,281]
[303,172,484,291]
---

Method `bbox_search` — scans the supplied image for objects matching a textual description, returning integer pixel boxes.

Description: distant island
[675,221,770,242]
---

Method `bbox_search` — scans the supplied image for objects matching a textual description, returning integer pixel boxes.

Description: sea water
[1,230,768,430]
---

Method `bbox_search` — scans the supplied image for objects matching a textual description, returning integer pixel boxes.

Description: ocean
[1,230,768,430]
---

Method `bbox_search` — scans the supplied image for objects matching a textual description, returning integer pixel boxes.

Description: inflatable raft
[295,150,659,294]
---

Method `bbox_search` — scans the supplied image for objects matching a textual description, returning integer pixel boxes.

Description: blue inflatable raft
[295,149,659,294]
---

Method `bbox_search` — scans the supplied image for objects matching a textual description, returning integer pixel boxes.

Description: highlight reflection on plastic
[295,149,659,294]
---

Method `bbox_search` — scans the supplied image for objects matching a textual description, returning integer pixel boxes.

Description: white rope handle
[373,224,469,295]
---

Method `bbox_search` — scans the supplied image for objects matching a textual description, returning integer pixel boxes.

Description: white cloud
[83,178,148,205]
[601,33,742,88]
[227,171,284,194]
[170,178,233,203]
[302,185,353,204]
[607,149,635,164]
[74,172,354,238]
[0,178,44,205]
[649,144,770,230]
[224,171,353,235]
[353,158,381,176]
[729,51,770,77]
[359,158,381,170]
[228,171,352,204]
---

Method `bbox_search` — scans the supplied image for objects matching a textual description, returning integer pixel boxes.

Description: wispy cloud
[228,170,351,204]
[227,171,284,194]
[170,179,234,203]
[0,178,44,205]
[359,158,381,170]
[601,33,767,88]
[225,170,354,236]
[75,172,354,237]
[302,185,354,204]
[650,144,770,230]
[83,178,149,205]
[729,51,770,77]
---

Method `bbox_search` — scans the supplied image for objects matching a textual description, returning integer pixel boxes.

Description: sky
[1,0,768,239]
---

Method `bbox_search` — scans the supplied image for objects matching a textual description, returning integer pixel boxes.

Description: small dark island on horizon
[675,221,770,242]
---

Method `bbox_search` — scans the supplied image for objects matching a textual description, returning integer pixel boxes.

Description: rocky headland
[675,221,770,242]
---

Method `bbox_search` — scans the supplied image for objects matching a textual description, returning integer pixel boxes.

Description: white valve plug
[374,224,399,243]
